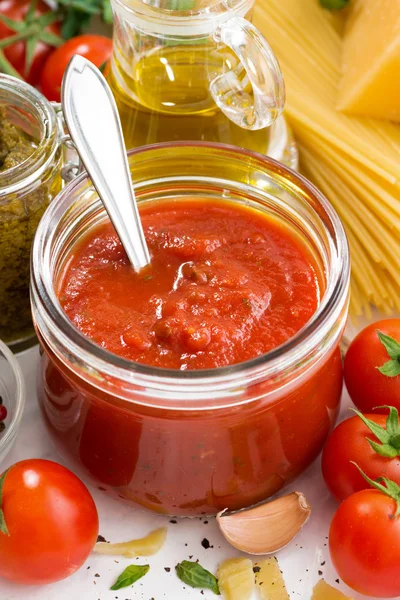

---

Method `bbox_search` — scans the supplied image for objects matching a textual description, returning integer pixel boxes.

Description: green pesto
[0,107,34,172]
[0,106,56,344]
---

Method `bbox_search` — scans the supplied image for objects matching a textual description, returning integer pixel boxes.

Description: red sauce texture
[37,198,343,515]
[58,199,321,369]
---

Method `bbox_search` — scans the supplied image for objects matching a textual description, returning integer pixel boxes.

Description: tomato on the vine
[344,319,400,413]
[0,459,99,584]
[322,407,400,501]
[0,0,62,85]
[40,34,113,102]
[330,474,400,597]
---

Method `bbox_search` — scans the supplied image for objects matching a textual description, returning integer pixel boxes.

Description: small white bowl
[0,340,25,465]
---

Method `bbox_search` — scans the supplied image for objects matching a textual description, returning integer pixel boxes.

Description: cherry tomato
[40,35,113,102]
[0,0,61,85]
[330,489,400,597]
[322,413,400,501]
[344,319,400,413]
[0,459,98,584]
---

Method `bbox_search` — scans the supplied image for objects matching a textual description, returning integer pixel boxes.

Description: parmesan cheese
[338,0,400,120]
[311,579,354,600]
[93,527,167,557]
[217,558,254,600]
[254,557,289,600]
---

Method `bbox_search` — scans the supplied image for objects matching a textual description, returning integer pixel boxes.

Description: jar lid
[112,0,253,35]
[0,75,58,197]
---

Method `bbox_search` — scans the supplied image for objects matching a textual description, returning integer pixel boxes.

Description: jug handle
[210,17,285,130]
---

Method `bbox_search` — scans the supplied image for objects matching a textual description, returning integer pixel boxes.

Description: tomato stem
[0,49,21,78]
[0,25,38,49]
[26,0,39,23]
[0,468,10,536]
[0,6,64,80]
[376,331,400,378]
[351,407,400,458]
[352,462,400,518]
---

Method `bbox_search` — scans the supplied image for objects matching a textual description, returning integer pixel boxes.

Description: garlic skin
[217,492,311,555]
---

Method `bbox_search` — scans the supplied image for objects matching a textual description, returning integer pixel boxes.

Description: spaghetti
[255,0,400,317]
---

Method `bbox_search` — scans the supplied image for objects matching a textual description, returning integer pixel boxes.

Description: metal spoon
[62,55,151,272]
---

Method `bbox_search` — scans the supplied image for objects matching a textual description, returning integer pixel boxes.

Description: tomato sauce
[57,199,321,369]
[38,346,342,514]
[36,198,343,516]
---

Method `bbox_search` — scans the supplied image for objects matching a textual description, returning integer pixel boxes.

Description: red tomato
[0,459,99,584]
[330,489,400,597]
[344,319,400,413]
[40,34,113,102]
[322,413,400,501]
[0,0,61,85]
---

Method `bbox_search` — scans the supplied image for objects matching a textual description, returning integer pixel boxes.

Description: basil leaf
[319,0,349,9]
[110,564,150,591]
[102,0,114,24]
[176,561,220,595]
[61,9,82,39]
[58,0,101,38]
[58,0,100,15]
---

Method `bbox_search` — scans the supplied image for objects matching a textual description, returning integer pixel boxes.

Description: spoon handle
[62,55,151,272]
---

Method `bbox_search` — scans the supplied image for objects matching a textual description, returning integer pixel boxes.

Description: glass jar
[108,0,298,167]
[0,75,63,352]
[32,143,349,516]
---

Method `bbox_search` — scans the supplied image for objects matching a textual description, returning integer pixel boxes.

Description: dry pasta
[255,0,400,316]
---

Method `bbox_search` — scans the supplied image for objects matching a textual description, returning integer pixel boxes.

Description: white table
[0,347,387,600]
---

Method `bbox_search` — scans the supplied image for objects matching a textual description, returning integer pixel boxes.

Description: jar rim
[113,0,250,16]
[32,141,350,394]
[0,75,58,196]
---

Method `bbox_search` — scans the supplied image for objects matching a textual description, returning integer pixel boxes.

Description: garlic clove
[217,492,311,555]
[93,527,167,557]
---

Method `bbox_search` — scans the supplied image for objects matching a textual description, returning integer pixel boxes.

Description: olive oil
[108,43,270,152]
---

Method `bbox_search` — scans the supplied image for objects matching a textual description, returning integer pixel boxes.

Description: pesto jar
[0,75,63,352]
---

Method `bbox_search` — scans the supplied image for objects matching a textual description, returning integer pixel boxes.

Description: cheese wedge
[217,558,255,600]
[311,579,354,600]
[93,527,167,557]
[254,557,289,600]
[338,0,400,120]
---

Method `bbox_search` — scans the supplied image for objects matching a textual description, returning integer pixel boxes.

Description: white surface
[0,346,391,600]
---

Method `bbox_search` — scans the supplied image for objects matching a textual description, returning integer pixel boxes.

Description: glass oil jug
[108,0,297,166]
